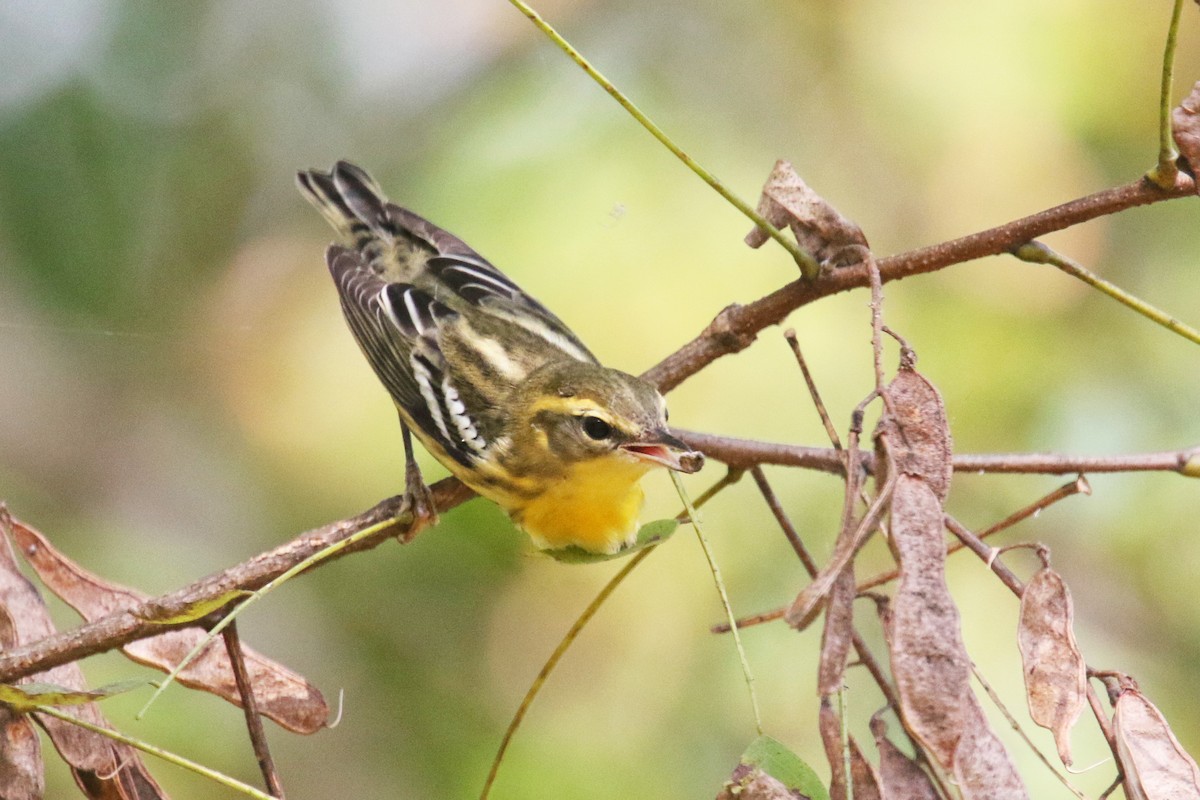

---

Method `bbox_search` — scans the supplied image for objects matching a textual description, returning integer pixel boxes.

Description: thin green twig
[480,472,744,798]
[1013,241,1200,347]
[36,705,276,799]
[671,471,763,734]
[479,546,656,800]
[506,0,818,277]
[1149,0,1186,188]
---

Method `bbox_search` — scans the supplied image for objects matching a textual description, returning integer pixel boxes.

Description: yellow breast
[512,454,654,554]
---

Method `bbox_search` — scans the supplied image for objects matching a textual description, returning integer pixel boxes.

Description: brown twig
[748,466,816,572]
[716,474,1092,629]
[945,517,1129,775]
[0,479,476,683]
[677,429,1200,476]
[784,418,893,631]
[642,174,1195,394]
[8,431,1179,684]
[857,476,1090,592]
[784,330,844,454]
[1084,677,1120,762]
[739,468,956,800]
[732,472,898,700]
[943,515,1025,596]
[1,173,1196,687]
[223,621,285,799]
[867,255,887,395]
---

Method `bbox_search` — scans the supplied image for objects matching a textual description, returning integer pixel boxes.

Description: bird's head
[508,361,704,476]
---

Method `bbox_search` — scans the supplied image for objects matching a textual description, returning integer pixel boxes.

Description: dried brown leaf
[0,509,118,777]
[10,518,328,734]
[0,705,43,800]
[869,716,938,800]
[817,567,856,696]
[34,702,135,779]
[786,484,892,631]
[790,365,950,633]
[718,736,827,800]
[745,160,869,269]
[1114,686,1200,800]
[818,700,846,800]
[1018,566,1086,765]
[885,476,968,768]
[2,515,173,798]
[1173,81,1200,186]
[715,766,810,800]
[0,567,43,800]
[0,513,55,647]
[875,367,953,501]
[952,702,1029,800]
[72,744,168,800]
[819,699,881,800]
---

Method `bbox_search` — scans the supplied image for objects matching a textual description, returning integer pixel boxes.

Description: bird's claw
[398,476,439,541]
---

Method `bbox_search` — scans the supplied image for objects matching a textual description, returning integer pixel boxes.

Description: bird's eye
[581,415,613,441]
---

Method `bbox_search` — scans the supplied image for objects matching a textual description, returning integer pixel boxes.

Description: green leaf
[0,679,149,712]
[541,519,679,564]
[740,735,830,800]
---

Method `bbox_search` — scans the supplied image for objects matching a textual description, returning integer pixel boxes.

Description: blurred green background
[1,1,1198,797]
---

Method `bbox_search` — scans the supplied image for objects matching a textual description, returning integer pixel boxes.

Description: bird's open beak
[621,429,705,473]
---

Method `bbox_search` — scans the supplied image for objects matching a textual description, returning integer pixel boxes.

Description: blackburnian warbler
[297,162,703,553]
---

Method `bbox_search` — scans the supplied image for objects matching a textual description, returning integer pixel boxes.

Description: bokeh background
[1,1,1198,797]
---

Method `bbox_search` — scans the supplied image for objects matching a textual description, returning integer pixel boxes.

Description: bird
[297,161,703,554]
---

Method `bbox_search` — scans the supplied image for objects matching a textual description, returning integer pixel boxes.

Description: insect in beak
[620,429,705,473]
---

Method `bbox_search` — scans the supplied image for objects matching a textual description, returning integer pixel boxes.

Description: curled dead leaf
[875,367,953,501]
[952,702,1029,800]
[10,517,328,734]
[819,699,881,800]
[869,715,939,800]
[0,705,43,800]
[1114,685,1200,800]
[1,513,173,797]
[885,475,969,768]
[715,767,810,800]
[718,736,830,800]
[1017,566,1086,765]
[72,745,168,800]
[1172,81,1200,187]
[745,160,869,271]
[0,509,120,777]
[817,567,856,696]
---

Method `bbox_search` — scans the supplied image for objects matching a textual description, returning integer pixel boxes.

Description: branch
[0,479,476,683]
[678,429,1200,477]
[5,434,1189,683]
[2,173,1194,686]
[643,173,1196,393]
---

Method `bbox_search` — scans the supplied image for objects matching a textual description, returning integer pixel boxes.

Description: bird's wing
[424,252,596,364]
[301,161,597,364]
[326,245,486,467]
